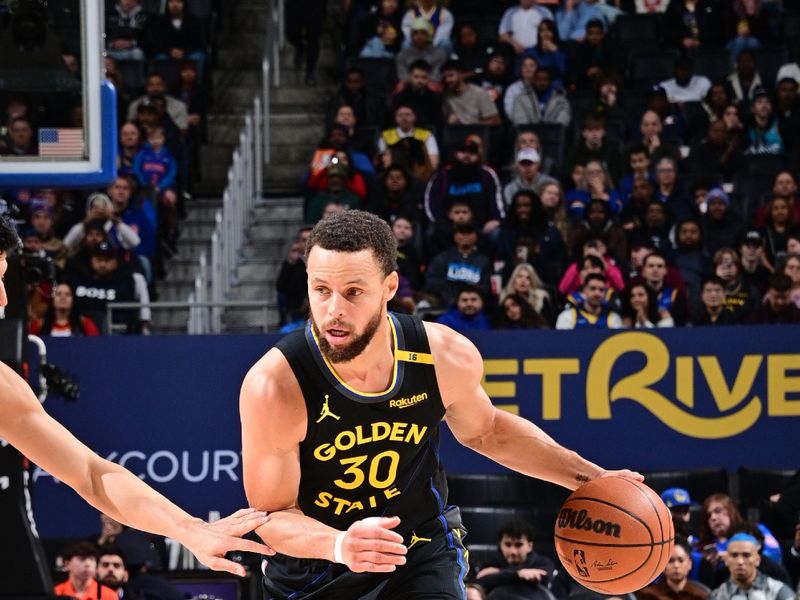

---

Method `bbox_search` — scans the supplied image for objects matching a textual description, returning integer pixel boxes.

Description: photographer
[63,192,140,257]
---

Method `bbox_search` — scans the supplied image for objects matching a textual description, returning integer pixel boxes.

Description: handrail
[183,0,283,334]
[109,301,278,335]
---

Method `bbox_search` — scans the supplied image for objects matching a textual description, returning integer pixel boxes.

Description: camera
[20,249,55,285]
[40,363,79,402]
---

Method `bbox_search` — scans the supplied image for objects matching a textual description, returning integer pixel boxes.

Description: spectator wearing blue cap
[662,488,699,546]
[709,532,793,600]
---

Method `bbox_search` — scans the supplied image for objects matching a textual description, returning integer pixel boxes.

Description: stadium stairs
[155,1,341,333]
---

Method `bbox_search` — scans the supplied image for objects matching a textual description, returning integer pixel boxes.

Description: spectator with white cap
[503,147,558,206]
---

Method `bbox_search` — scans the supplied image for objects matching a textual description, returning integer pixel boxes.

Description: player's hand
[476,566,500,578]
[518,567,548,582]
[599,469,644,482]
[177,508,275,576]
[339,516,407,573]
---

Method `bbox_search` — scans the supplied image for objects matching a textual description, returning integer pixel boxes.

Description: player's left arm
[426,323,641,490]
[0,361,272,575]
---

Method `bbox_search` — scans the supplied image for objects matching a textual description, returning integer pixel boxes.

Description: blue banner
[32,327,800,538]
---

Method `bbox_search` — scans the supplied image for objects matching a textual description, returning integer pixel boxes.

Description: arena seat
[643,468,730,505]
[611,15,661,52]
[732,172,774,223]
[755,47,789,88]
[460,506,538,545]
[528,123,567,170]
[691,49,731,85]
[737,467,797,521]
[447,473,570,508]
[628,49,680,88]
[354,58,398,98]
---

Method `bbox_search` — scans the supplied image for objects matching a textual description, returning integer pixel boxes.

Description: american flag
[38,128,84,158]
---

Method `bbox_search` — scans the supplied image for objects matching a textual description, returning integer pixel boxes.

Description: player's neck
[329,317,395,392]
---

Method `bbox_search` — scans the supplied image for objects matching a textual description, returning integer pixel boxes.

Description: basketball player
[0,216,272,576]
[240,210,642,598]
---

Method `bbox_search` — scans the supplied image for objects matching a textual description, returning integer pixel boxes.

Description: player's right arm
[240,348,407,572]
[0,361,271,576]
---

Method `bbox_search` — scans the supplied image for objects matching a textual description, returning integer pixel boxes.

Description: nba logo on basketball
[573,549,590,577]
[554,476,674,594]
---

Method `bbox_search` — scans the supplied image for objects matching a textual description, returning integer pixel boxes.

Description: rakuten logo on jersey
[75,286,117,301]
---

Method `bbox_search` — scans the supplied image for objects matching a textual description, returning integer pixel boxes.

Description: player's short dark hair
[0,214,21,253]
[62,541,99,561]
[409,59,431,73]
[768,273,793,293]
[306,209,397,277]
[98,545,126,564]
[583,273,607,288]
[498,519,535,543]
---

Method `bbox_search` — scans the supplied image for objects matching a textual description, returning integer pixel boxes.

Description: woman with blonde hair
[566,159,623,220]
[500,262,555,324]
[539,181,569,241]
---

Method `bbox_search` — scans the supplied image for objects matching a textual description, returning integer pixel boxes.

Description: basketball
[554,476,674,595]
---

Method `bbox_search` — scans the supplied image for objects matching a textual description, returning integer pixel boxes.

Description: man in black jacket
[475,520,555,599]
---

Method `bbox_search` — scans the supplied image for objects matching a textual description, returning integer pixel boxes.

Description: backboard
[0,0,117,188]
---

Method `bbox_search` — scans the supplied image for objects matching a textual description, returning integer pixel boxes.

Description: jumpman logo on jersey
[407,532,432,549]
[316,395,341,423]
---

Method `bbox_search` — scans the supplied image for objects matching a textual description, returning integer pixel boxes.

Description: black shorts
[262,506,469,600]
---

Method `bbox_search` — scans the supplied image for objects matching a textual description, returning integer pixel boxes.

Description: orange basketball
[554,476,675,595]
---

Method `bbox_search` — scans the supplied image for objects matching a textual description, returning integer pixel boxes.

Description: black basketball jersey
[274,312,449,536]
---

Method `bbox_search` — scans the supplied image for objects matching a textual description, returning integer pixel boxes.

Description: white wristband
[333,531,346,564]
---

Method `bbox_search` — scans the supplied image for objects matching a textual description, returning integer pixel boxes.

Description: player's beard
[312,307,383,364]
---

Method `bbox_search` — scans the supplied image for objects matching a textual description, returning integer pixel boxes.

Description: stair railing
[187,0,282,333]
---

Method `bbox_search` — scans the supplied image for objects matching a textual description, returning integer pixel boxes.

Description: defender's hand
[177,508,275,576]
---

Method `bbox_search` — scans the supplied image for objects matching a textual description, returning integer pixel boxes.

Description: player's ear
[385,270,399,301]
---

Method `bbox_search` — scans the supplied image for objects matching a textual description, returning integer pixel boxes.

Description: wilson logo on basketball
[558,508,622,538]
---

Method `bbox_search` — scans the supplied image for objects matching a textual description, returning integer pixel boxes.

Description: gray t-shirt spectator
[396,45,448,81]
[444,84,499,125]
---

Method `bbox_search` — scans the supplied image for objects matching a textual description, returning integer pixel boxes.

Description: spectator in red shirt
[29,282,100,337]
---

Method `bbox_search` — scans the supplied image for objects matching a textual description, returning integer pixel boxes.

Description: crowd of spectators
[461,475,800,600]
[281,0,800,332]
[0,0,216,334]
